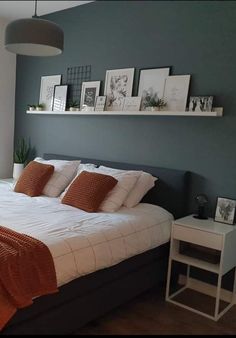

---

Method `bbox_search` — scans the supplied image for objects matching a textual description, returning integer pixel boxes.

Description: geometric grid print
[66,65,91,105]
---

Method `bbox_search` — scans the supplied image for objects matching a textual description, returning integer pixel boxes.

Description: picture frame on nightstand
[214,197,236,225]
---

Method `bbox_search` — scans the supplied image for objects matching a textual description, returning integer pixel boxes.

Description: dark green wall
[15,1,236,214]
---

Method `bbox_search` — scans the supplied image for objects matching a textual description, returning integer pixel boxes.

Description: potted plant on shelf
[68,100,80,111]
[13,138,30,180]
[144,96,167,111]
[28,104,36,111]
[36,103,45,111]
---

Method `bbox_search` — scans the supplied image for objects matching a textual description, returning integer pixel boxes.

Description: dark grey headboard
[44,153,190,219]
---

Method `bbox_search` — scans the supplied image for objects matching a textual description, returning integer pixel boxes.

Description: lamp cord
[32,0,38,18]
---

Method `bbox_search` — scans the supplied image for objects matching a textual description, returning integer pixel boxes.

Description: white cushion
[97,166,141,212]
[60,163,97,199]
[123,172,157,208]
[34,157,81,197]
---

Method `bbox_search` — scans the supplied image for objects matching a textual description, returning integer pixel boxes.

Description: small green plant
[144,97,167,109]
[68,100,79,108]
[27,104,36,109]
[14,138,30,164]
[36,103,45,109]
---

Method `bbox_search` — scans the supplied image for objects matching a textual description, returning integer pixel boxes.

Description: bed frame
[2,155,190,335]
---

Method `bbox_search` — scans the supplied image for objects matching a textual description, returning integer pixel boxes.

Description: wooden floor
[76,287,236,335]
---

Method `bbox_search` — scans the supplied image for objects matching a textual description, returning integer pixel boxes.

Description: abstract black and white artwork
[104,68,135,111]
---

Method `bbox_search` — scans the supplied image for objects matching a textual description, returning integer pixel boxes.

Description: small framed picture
[123,97,141,111]
[189,96,213,112]
[94,96,107,111]
[80,81,100,111]
[52,85,68,111]
[214,197,236,225]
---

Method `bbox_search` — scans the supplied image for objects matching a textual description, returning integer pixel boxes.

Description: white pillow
[97,166,141,212]
[123,172,157,208]
[34,157,81,197]
[60,163,97,199]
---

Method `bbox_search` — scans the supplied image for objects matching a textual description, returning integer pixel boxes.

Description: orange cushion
[61,171,118,212]
[14,161,54,197]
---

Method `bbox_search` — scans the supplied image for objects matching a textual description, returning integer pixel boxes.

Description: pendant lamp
[5,0,64,56]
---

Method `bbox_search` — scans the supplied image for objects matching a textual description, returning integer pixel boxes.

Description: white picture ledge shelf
[26,107,223,117]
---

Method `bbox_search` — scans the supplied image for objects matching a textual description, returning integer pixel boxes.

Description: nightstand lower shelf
[167,284,235,321]
[166,259,236,321]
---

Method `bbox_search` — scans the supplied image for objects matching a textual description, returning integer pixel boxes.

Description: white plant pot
[36,107,43,111]
[69,107,79,111]
[13,163,24,180]
[29,107,35,111]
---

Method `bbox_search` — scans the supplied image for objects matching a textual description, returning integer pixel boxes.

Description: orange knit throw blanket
[0,226,58,330]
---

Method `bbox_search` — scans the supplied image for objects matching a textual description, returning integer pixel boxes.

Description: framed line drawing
[138,67,170,110]
[52,85,68,111]
[39,75,61,111]
[163,75,191,111]
[80,81,100,111]
[104,68,135,111]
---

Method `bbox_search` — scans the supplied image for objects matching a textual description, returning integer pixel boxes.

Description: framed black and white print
[52,85,68,111]
[39,75,61,111]
[163,75,191,111]
[80,81,100,111]
[214,197,236,225]
[138,67,170,110]
[104,68,135,111]
[94,96,106,111]
[189,96,213,112]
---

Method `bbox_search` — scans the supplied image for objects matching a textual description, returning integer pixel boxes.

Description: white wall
[0,18,16,178]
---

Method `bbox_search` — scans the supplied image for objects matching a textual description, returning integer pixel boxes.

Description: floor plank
[75,287,236,335]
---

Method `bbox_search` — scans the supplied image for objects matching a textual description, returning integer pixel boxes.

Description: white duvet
[0,181,173,287]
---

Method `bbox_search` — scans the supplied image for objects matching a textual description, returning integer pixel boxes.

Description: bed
[2,154,189,335]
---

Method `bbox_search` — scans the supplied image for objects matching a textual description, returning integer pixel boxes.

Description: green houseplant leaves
[14,138,30,164]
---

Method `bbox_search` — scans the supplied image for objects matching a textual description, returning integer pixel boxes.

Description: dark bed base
[3,244,169,335]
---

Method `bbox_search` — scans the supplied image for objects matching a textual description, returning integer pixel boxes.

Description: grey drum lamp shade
[5,18,64,56]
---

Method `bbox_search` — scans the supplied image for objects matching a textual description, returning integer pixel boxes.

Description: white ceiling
[0,1,93,20]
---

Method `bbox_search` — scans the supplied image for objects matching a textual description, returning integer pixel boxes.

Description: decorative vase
[13,163,24,180]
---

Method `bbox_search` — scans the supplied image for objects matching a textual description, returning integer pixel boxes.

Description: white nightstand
[166,215,236,321]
